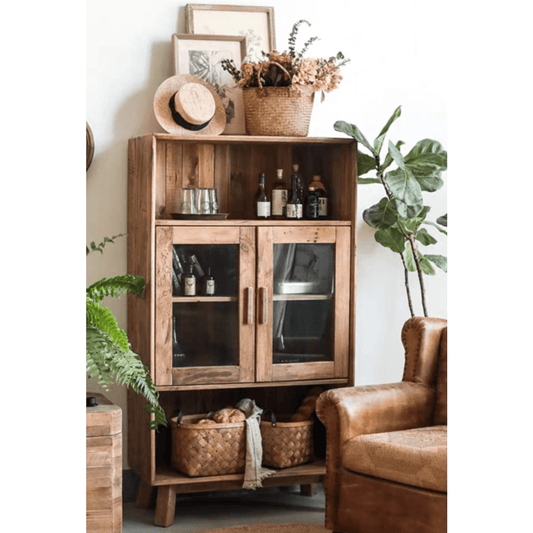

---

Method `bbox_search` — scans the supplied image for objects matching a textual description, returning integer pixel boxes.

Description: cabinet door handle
[261,287,269,324]
[247,287,254,325]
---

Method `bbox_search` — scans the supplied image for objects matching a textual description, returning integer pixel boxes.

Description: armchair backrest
[401,317,447,425]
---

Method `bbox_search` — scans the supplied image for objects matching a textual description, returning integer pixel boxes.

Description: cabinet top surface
[132,133,356,145]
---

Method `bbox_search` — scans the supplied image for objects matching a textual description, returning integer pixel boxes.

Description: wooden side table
[86,393,122,533]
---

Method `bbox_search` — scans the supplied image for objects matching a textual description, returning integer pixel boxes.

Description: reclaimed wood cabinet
[127,134,357,527]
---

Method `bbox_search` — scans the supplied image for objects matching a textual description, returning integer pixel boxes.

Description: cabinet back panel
[155,140,355,221]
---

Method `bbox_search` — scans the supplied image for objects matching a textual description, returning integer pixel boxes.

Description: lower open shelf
[153,459,325,492]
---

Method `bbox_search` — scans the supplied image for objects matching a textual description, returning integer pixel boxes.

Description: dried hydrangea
[221,20,350,99]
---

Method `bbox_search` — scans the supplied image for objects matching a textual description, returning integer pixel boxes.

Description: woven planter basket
[242,87,315,137]
[171,413,246,477]
[260,412,314,469]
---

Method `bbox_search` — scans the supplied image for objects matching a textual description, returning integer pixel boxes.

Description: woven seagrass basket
[171,412,246,477]
[242,87,315,137]
[260,411,314,469]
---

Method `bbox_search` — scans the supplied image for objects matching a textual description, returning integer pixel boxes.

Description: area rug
[197,524,331,533]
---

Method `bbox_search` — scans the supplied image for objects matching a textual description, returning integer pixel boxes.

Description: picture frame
[184,4,276,61]
[172,33,247,135]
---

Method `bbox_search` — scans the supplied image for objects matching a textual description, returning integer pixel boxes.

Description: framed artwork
[172,34,247,135]
[184,4,276,61]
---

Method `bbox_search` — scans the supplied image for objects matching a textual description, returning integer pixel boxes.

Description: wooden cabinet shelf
[127,134,358,526]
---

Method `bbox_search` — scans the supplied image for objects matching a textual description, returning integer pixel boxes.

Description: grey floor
[123,484,328,532]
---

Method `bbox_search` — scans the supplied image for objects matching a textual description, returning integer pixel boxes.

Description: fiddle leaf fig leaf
[381,140,405,172]
[375,226,406,253]
[426,254,447,273]
[419,254,436,275]
[357,150,377,177]
[386,167,423,208]
[334,120,376,155]
[405,244,416,272]
[358,177,382,184]
[437,214,447,227]
[402,206,431,233]
[404,139,447,192]
[374,105,402,156]
[416,228,437,246]
[423,220,447,235]
[363,197,398,229]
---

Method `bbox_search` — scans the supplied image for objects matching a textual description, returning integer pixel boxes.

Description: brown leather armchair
[316,317,447,533]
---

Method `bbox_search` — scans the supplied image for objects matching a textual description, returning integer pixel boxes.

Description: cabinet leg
[136,481,156,509]
[300,483,317,497]
[154,485,176,527]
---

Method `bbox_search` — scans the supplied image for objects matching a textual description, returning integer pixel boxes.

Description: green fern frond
[87,274,145,304]
[86,298,130,352]
[87,324,166,429]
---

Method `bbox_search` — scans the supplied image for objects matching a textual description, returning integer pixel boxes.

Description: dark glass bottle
[203,267,215,296]
[286,175,303,219]
[291,164,304,201]
[255,173,271,219]
[271,168,288,218]
[304,187,320,220]
[308,175,328,219]
[182,264,197,296]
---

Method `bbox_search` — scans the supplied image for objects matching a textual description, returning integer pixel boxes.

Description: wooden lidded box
[86,393,122,533]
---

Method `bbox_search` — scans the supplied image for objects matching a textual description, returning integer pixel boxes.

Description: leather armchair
[316,317,447,533]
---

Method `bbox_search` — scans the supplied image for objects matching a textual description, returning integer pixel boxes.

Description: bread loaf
[212,407,246,424]
[290,387,324,421]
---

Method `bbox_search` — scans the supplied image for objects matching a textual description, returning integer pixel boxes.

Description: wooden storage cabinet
[127,134,357,527]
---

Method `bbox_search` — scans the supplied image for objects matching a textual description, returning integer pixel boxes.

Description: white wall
[87,0,447,466]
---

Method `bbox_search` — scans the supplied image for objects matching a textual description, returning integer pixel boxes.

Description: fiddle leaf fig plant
[86,234,166,429]
[335,106,447,317]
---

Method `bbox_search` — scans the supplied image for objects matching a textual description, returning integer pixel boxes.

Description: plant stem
[375,158,417,317]
[407,234,429,317]
[399,253,415,317]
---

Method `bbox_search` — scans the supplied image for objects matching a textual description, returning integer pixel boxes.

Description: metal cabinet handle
[247,287,254,325]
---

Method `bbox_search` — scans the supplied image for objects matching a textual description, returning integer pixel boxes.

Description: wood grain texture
[86,395,122,533]
[126,134,358,526]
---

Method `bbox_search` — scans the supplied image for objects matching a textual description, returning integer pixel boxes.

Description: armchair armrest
[316,382,435,531]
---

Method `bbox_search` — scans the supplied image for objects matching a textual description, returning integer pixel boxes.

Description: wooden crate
[86,393,122,533]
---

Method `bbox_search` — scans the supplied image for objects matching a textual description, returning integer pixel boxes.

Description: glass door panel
[272,243,334,364]
[155,226,255,386]
[256,226,350,382]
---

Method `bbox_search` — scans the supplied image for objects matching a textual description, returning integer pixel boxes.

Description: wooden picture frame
[184,4,276,61]
[172,33,247,135]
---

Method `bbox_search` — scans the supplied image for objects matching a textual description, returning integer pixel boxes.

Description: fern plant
[87,235,166,429]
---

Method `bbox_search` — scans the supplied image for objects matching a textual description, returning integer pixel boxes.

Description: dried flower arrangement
[221,20,350,101]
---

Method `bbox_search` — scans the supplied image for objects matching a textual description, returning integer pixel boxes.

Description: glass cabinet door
[256,226,351,382]
[155,226,255,386]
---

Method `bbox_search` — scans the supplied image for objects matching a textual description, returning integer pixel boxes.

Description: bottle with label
[182,264,197,296]
[271,168,288,218]
[286,174,303,219]
[304,187,320,220]
[308,175,328,219]
[203,267,215,296]
[255,173,271,219]
[291,164,304,202]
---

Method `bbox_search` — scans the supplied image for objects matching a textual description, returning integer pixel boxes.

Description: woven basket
[242,87,315,137]
[260,411,314,469]
[171,412,246,477]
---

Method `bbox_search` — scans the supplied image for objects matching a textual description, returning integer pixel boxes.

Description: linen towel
[236,398,275,489]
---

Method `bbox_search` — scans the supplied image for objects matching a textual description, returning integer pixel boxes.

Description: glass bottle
[172,316,187,367]
[286,174,303,219]
[182,264,197,296]
[271,168,288,218]
[291,164,304,202]
[255,173,271,219]
[203,267,215,296]
[308,175,328,219]
[304,186,320,220]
